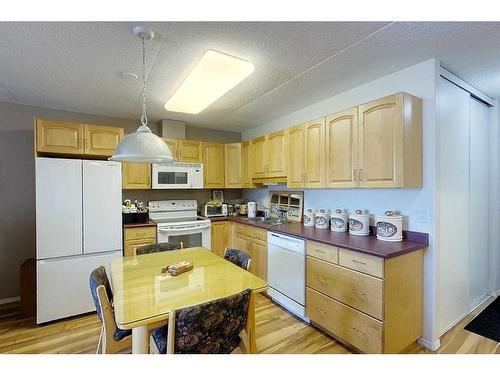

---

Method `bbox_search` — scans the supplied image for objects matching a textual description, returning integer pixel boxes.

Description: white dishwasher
[268,231,309,322]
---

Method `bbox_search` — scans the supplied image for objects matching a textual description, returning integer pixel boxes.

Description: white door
[437,78,471,334]
[83,160,122,254]
[469,97,490,309]
[36,251,121,323]
[36,158,82,259]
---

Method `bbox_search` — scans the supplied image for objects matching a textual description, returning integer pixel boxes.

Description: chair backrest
[224,248,251,271]
[89,266,118,344]
[170,288,251,354]
[89,266,113,321]
[135,242,182,256]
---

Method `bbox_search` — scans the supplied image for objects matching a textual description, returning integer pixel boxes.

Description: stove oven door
[157,223,211,250]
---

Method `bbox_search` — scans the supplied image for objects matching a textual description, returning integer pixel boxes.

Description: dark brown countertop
[210,216,428,259]
[123,220,157,229]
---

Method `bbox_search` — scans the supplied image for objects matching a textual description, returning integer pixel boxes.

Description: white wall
[490,103,500,297]
[242,59,441,348]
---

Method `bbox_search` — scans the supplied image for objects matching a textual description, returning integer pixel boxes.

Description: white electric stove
[149,200,211,249]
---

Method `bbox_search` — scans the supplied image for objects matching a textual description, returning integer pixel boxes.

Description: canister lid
[335,208,342,214]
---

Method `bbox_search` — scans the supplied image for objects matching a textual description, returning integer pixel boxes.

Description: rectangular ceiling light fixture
[165,50,254,114]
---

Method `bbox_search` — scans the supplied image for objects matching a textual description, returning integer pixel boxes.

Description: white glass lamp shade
[109,125,175,164]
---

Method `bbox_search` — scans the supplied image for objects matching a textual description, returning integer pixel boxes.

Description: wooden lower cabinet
[230,223,267,281]
[210,221,229,257]
[123,225,156,257]
[307,288,383,353]
[306,240,423,353]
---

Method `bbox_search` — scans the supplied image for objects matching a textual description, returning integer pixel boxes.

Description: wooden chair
[149,288,252,354]
[224,247,252,271]
[135,242,182,256]
[89,266,131,354]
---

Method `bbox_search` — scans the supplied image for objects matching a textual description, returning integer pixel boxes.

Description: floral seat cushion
[151,288,251,354]
[224,248,251,270]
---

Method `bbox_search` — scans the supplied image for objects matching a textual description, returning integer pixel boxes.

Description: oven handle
[158,223,211,232]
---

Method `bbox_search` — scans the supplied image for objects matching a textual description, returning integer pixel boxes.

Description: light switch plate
[415,208,430,223]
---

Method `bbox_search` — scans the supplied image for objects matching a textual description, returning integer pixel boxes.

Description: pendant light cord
[140,35,148,126]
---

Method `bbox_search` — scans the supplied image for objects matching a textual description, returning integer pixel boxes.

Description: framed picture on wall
[212,189,224,202]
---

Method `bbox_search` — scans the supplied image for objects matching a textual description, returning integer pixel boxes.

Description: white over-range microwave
[152,163,204,189]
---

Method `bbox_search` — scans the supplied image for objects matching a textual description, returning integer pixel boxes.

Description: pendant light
[110,26,174,164]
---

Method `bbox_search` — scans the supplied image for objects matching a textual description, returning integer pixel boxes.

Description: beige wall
[0,100,241,299]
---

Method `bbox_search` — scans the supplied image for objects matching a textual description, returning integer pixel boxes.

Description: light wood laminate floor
[0,295,499,354]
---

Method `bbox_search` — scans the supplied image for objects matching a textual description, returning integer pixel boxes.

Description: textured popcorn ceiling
[0,21,499,131]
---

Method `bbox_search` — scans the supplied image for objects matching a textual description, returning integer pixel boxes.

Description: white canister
[303,208,316,227]
[315,209,330,229]
[376,211,403,242]
[330,209,348,232]
[247,201,257,218]
[349,209,370,236]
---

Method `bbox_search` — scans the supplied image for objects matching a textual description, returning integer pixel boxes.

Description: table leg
[246,291,257,354]
[132,325,149,354]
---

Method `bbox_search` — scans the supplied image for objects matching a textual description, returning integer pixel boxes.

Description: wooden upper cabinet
[179,140,202,163]
[36,119,85,155]
[224,143,242,188]
[266,130,287,178]
[35,118,124,158]
[286,124,305,188]
[241,140,252,188]
[304,117,326,188]
[84,125,123,157]
[358,92,422,188]
[202,142,225,188]
[251,136,266,178]
[163,138,179,161]
[326,108,358,188]
[122,162,151,189]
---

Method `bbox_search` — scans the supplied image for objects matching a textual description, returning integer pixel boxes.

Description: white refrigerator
[36,157,122,323]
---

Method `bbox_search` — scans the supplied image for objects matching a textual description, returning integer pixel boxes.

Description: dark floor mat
[464,297,500,342]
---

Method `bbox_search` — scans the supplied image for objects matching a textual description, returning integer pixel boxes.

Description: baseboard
[492,288,500,298]
[417,337,441,351]
[0,296,20,305]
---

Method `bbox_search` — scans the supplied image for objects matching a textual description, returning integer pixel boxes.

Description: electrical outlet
[415,209,430,223]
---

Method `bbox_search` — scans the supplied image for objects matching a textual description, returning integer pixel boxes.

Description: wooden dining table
[110,247,268,354]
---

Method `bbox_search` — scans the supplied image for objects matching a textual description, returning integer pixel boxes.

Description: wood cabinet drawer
[124,226,156,241]
[124,238,156,257]
[306,287,383,353]
[338,248,384,278]
[234,223,267,242]
[307,257,383,320]
[306,241,338,263]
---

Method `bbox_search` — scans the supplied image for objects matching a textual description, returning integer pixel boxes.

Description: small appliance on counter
[247,201,257,218]
[376,211,403,242]
[226,203,236,216]
[349,209,370,236]
[203,201,228,218]
[315,209,330,229]
[236,203,248,216]
[303,208,315,227]
[330,209,348,232]
[122,199,149,224]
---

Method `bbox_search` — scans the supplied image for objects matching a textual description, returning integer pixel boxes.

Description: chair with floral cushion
[89,266,131,354]
[149,288,252,354]
[135,242,182,256]
[223,248,251,271]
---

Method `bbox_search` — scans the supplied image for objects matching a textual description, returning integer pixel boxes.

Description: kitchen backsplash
[123,189,243,211]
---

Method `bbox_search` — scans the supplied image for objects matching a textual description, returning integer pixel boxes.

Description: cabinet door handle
[352,288,367,297]
[315,307,327,317]
[352,259,367,266]
[359,168,363,181]
[315,274,327,283]
[352,327,366,337]
[353,168,357,181]
[315,249,327,254]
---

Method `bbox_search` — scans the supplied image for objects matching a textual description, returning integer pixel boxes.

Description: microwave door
[154,170,191,189]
